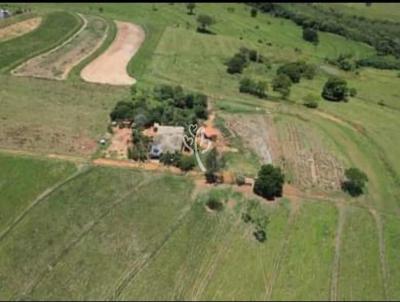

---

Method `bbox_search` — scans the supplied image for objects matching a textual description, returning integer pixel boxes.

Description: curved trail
[11,13,87,76]
[81,20,145,86]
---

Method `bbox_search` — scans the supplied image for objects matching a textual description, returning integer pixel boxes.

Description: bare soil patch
[0,17,41,42]
[104,126,132,160]
[223,113,274,164]
[81,20,145,86]
[13,14,107,80]
[276,117,345,191]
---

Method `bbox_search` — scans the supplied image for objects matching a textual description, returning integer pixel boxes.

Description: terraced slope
[0,11,82,72]
[13,14,108,80]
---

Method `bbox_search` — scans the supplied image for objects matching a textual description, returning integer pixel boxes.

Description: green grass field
[0,2,399,300]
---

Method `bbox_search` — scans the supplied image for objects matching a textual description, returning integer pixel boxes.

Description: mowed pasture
[0,11,82,72]
[13,14,108,80]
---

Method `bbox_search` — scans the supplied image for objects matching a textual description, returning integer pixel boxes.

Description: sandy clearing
[0,17,42,42]
[81,21,145,86]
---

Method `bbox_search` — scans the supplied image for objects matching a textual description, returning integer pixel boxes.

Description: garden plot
[223,113,275,164]
[0,17,42,42]
[13,14,107,80]
[81,21,145,86]
[275,115,344,191]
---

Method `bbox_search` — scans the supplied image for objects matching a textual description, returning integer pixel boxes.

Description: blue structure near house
[149,143,163,159]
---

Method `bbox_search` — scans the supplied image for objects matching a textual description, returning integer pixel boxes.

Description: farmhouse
[149,123,185,158]
[202,125,218,141]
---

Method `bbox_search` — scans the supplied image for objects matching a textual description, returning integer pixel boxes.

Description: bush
[226,53,247,74]
[303,94,319,108]
[277,61,315,83]
[242,200,270,242]
[349,87,357,97]
[302,27,319,44]
[341,167,368,196]
[322,76,349,102]
[205,170,218,183]
[239,77,268,98]
[251,7,258,17]
[206,196,223,211]
[236,174,245,186]
[253,164,285,200]
[177,155,196,171]
[159,151,181,166]
[272,74,292,99]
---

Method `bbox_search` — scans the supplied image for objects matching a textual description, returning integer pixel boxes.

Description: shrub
[226,53,247,74]
[206,196,223,211]
[236,174,245,186]
[160,151,181,166]
[251,7,258,17]
[272,74,292,99]
[303,94,319,108]
[239,77,268,98]
[205,170,218,183]
[177,155,196,171]
[302,27,319,44]
[349,87,357,97]
[277,61,315,83]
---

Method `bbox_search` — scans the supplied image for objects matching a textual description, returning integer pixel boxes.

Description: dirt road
[81,20,145,86]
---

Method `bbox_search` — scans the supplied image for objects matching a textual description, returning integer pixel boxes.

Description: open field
[0,75,128,157]
[0,17,41,42]
[0,11,82,72]
[0,2,399,300]
[81,21,145,85]
[13,14,107,80]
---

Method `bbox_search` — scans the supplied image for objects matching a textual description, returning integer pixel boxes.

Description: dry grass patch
[0,17,42,42]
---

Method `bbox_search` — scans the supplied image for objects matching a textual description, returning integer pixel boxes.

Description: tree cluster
[277,61,316,83]
[110,84,208,129]
[204,148,225,183]
[226,47,266,74]
[250,3,400,59]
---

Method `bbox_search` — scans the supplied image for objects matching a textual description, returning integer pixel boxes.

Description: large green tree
[253,164,285,200]
[342,167,368,196]
[322,76,350,102]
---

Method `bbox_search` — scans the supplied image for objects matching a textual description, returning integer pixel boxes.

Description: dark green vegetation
[321,76,350,102]
[342,167,369,197]
[0,11,82,72]
[110,84,208,128]
[302,26,319,45]
[253,164,285,200]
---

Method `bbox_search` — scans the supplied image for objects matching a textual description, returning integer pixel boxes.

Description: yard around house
[0,2,399,300]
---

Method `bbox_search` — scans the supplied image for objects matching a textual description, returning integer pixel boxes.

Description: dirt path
[81,20,145,86]
[369,208,389,300]
[266,198,301,299]
[0,17,41,42]
[330,202,346,301]
[12,13,87,76]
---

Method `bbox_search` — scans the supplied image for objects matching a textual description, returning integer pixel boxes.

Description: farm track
[24,173,155,297]
[369,208,389,300]
[330,202,346,301]
[112,193,196,300]
[191,219,239,300]
[266,198,300,299]
[0,165,91,244]
[11,13,87,76]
